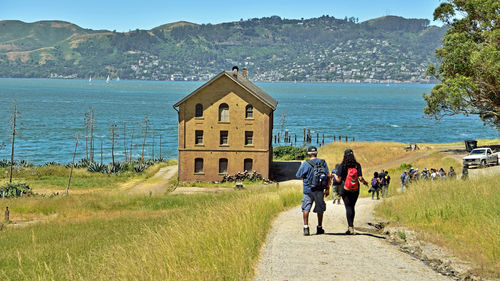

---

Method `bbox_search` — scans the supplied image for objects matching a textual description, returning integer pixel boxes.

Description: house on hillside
[173,67,277,182]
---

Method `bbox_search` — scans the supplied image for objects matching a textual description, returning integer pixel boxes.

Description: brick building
[173,68,277,182]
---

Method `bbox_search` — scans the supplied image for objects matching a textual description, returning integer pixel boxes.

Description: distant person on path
[461,165,469,180]
[400,171,407,192]
[421,168,430,180]
[331,164,342,204]
[296,146,330,236]
[448,166,456,179]
[332,149,368,235]
[381,170,391,197]
[369,172,381,200]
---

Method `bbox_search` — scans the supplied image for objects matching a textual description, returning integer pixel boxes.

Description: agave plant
[87,162,108,173]
[109,162,122,174]
[0,182,34,198]
[43,161,60,166]
[134,163,148,173]
[18,160,34,168]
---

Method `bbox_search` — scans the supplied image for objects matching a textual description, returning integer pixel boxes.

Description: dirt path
[125,165,178,195]
[253,198,453,281]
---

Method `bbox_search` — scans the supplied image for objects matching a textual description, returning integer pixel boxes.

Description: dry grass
[0,185,301,281]
[376,174,500,278]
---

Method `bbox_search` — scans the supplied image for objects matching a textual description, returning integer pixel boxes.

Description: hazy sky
[1,0,443,31]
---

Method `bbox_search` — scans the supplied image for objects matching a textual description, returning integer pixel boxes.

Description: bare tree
[122,121,127,162]
[65,134,79,195]
[129,127,134,162]
[151,129,155,160]
[109,122,118,166]
[140,117,150,163]
[159,134,162,161]
[8,101,20,183]
[100,138,103,165]
[84,106,96,162]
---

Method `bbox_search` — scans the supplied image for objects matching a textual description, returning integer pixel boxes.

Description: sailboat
[106,75,110,84]
[89,76,92,83]
[116,76,120,81]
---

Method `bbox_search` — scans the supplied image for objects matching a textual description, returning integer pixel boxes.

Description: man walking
[296,146,330,236]
[381,170,390,197]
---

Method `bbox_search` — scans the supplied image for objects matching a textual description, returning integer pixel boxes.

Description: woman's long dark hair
[341,150,359,169]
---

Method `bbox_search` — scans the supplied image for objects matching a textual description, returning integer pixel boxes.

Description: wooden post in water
[345,136,348,143]
[294,134,297,146]
[277,132,280,145]
[303,128,306,142]
[353,136,355,142]
[322,133,325,145]
[316,133,319,144]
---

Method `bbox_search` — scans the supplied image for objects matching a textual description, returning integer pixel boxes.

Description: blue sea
[0,79,497,164]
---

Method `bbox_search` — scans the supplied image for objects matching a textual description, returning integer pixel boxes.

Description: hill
[0,15,447,82]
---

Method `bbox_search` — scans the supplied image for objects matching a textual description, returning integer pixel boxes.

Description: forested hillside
[0,15,447,82]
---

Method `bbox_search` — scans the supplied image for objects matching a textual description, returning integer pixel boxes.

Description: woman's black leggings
[342,191,359,227]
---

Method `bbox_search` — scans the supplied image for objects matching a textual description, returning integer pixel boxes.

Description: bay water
[0,79,497,164]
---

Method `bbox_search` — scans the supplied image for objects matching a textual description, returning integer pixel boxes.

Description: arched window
[195,103,203,118]
[219,103,229,122]
[244,158,253,171]
[219,158,228,174]
[194,158,203,174]
[245,105,254,119]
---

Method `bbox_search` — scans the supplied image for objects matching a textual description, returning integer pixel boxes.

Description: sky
[1,0,443,31]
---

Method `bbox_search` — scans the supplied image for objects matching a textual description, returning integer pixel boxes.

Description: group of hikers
[295,146,369,236]
[399,166,458,192]
[295,146,469,236]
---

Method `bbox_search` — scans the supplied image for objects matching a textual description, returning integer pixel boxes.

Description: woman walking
[332,149,368,235]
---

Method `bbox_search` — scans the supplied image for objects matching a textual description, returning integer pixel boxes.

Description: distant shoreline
[0,77,439,85]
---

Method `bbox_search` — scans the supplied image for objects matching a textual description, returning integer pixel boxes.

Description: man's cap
[344,149,353,156]
[307,146,318,155]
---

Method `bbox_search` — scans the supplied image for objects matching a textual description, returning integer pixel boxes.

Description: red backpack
[344,168,359,191]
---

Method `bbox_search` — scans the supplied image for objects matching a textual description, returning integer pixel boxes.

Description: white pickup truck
[463,148,500,168]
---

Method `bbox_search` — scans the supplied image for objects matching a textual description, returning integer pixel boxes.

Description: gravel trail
[253,197,453,281]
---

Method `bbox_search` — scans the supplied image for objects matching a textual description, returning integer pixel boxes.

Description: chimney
[232,66,239,77]
[242,67,247,78]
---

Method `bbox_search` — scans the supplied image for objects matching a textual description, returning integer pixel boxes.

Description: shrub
[0,182,33,198]
[273,146,307,160]
[399,163,412,171]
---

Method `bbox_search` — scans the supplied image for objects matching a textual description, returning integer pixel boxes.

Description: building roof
[173,71,277,110]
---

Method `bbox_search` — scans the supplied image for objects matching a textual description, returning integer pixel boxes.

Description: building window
[245,131,253,146]
[244,158,253,171]
[219,103,229,122]
[219,158,228,174]
[194,158,203,174]
[220,130,228,146]
[195,130,203,145]
[195,103,203,118]
[245,105,254,119]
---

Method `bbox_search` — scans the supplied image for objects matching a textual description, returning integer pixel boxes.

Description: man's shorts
[301,191,326,213]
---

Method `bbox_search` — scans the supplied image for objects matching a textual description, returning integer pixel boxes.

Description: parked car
[463,148,500,168]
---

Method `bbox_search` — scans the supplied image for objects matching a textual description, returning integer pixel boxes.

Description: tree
[8,101,20,183]
[423,0,500,129]
[109,122,118,166]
